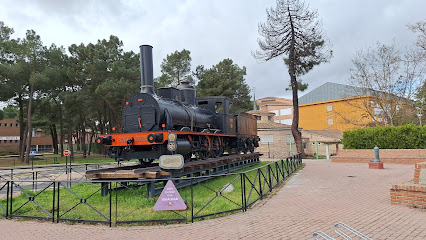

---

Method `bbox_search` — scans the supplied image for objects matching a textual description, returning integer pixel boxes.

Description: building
[0,118,20,152]
[0,118,53,153]
[249,98,343,159]
[256,97,293,125]
[298,82,402,131]
[256,121,297,159]
[301,129,343,159]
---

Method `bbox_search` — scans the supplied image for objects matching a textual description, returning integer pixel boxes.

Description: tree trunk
[51,124,58,154]
[18,97,26,161]
[88,132,93,156]
[82,128,87,158]
[59,103,64,157]
[24,85,34,164]
[19,124,27,162]
[66,109,74,157]
[288,9,304,157]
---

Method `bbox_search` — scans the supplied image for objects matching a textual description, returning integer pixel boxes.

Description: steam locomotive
[96,45,259,163]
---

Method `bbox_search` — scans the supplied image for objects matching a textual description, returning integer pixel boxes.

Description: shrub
[343,124,425,149]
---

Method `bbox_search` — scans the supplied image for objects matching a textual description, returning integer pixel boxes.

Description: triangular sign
[154,180,187,211]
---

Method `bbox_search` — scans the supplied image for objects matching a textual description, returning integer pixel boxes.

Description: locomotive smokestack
[139,45,155,95]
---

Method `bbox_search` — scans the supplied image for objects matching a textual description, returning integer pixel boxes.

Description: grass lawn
[0,160,298,224]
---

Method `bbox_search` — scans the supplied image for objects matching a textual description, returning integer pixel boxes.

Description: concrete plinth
[369,162,384,169]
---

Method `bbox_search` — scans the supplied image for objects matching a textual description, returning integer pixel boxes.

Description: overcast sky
[1,0,425,107]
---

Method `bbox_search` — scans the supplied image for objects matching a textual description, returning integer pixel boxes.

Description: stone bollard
[369,146,384,169]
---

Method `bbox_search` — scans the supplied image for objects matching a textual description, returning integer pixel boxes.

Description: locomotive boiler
[96,45,259,163]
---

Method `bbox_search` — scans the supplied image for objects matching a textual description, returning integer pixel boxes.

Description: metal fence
[0,154,302,227]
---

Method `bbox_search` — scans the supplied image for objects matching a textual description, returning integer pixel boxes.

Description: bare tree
[254,0,331,156]
[408,20,426,126]
[349,41,424,127]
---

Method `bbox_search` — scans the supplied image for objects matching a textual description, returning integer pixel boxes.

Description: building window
[260,135,274,144]
[16,123,18,127]
[286,135,294,144]
[270,110,279,116]
[15,140,18,143]
[268,116,273,121]
[327,118,333,125]
[9,123,12,127]
[256,116,261,120]
[280,108,291,116]
[326,104,332,111]
[281,119,292,125]
[3,140,7,143]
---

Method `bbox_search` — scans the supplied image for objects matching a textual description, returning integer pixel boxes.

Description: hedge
[342,124,426,149]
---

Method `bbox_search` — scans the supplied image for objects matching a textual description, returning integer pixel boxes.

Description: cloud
[0,0,425,103]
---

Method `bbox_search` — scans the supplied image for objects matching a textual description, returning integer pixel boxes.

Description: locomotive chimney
[139,45,155,95]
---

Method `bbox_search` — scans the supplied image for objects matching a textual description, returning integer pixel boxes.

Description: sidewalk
[1,160,425,239]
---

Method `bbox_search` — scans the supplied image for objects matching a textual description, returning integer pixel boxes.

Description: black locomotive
[97,45,259,162]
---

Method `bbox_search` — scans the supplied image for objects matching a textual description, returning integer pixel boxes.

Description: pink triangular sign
[154,180,187,211]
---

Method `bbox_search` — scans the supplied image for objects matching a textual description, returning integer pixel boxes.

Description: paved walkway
[1,160,425,239]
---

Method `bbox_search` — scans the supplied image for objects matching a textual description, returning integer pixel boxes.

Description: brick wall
[390,184,426,207]
[331,149,426,164]
[414,162,426,184]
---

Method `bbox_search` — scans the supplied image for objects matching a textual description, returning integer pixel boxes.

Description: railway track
[86,152,261,180]
[85,153,261,197]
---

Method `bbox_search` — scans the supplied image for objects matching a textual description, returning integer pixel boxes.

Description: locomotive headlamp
[167,132,177,142]
[167,142,177,152]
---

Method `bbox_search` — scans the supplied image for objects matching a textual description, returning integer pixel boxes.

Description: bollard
[369,146,384,169]
[373,146,381,162]
[53,157,57,163]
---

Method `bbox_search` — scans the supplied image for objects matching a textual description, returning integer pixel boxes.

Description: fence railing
[0,154,302,226]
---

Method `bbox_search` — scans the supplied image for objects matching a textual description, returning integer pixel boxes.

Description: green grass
[1,160,299,224]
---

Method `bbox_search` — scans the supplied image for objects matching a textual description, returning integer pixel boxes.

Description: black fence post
[57,182,60,223]
[6,181,9,218]
[115,182,118,227]
[109,182,112,227]
[258,169,263,199]
[240,173,245,212]
[191,178,194,223]
[52,181,56,223]
[9,181,13,219]
[268,165,272,192]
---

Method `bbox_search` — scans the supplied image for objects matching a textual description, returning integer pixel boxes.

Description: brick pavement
[1,160,425,240]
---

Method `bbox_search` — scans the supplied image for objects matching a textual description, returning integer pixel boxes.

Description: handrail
[334,222,372,240]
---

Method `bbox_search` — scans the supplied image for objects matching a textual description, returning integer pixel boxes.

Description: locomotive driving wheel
[211,137,223,158]
[198,136,210,160]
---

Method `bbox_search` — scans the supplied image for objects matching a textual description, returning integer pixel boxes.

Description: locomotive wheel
[211,137,223,158]
[249,142,255,153]
[198,136,210,160]
[243,144,248,154]
[247,140,254,153]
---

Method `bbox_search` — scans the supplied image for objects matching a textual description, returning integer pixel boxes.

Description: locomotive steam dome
[177,80,196,105]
